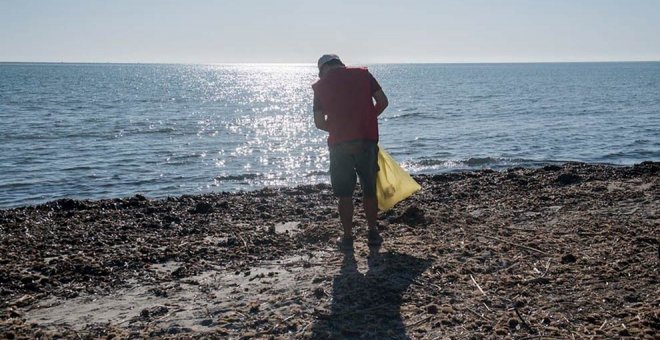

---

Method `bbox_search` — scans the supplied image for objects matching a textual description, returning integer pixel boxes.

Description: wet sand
[1,162,658,339]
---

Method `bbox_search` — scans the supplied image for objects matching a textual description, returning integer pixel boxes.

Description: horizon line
[1,59,659,66]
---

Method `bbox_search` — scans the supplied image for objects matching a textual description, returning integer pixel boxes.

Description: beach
[0,162,657,338]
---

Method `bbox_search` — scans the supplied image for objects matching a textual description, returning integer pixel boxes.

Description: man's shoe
[367,229,383,247]
[336,235,354,251]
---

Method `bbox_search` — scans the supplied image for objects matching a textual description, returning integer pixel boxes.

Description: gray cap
[317,54,341,69]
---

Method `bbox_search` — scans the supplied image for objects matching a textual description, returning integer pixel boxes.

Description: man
[312,54,389,250]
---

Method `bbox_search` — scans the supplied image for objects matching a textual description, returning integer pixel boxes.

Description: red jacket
[312,67,380,146]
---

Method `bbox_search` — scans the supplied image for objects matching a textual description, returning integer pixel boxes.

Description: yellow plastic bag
[376,146,421,211]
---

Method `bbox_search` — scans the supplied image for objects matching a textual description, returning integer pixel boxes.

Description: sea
[1,62,659,208]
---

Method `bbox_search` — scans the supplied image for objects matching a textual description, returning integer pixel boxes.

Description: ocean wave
[408,157,561,172]
[137,127,178,134]
[599,150,660,160]
[414,157,505,167]
[386,111,426,120]
[415,159,460,166]
[304,170,329,177]
[215,173,262,181]
[464,157,501,166]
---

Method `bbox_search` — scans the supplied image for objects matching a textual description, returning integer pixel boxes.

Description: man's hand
[373,90,389,116]
[313,95,328,131]
[314,110,328,131]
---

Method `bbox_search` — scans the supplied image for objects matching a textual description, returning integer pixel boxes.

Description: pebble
[561,253,577,264]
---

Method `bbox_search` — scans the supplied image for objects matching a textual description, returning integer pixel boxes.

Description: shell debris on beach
[1,162,658,339]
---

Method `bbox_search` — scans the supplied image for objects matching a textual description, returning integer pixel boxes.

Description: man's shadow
[311,246,432,339]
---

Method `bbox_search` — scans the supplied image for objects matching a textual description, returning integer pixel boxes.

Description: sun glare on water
[191,64,328,190]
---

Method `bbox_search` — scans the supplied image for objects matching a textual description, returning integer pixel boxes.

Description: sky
[1,0,659,64]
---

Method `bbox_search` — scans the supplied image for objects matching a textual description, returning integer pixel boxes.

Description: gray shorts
[329,140,379,197]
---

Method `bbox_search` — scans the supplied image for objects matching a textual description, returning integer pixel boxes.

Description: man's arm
[314,110,328,131]
[313,95,328,131]
[373,89,389,117]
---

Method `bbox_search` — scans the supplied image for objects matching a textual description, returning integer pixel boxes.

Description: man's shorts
[329,140,379,197]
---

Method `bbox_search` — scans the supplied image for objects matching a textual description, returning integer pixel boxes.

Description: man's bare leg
[338,196,354,237]
[363,196,378,231]
[364,195,382,246]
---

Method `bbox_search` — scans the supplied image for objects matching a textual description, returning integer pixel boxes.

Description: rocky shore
[1,162,658,339]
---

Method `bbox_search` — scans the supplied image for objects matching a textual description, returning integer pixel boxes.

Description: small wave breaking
[215,173,262,181]
[407,157,561,173]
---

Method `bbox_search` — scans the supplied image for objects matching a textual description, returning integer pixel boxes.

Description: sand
[1,162,658,339]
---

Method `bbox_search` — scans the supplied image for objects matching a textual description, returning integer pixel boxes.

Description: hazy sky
[1,0,659,64]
